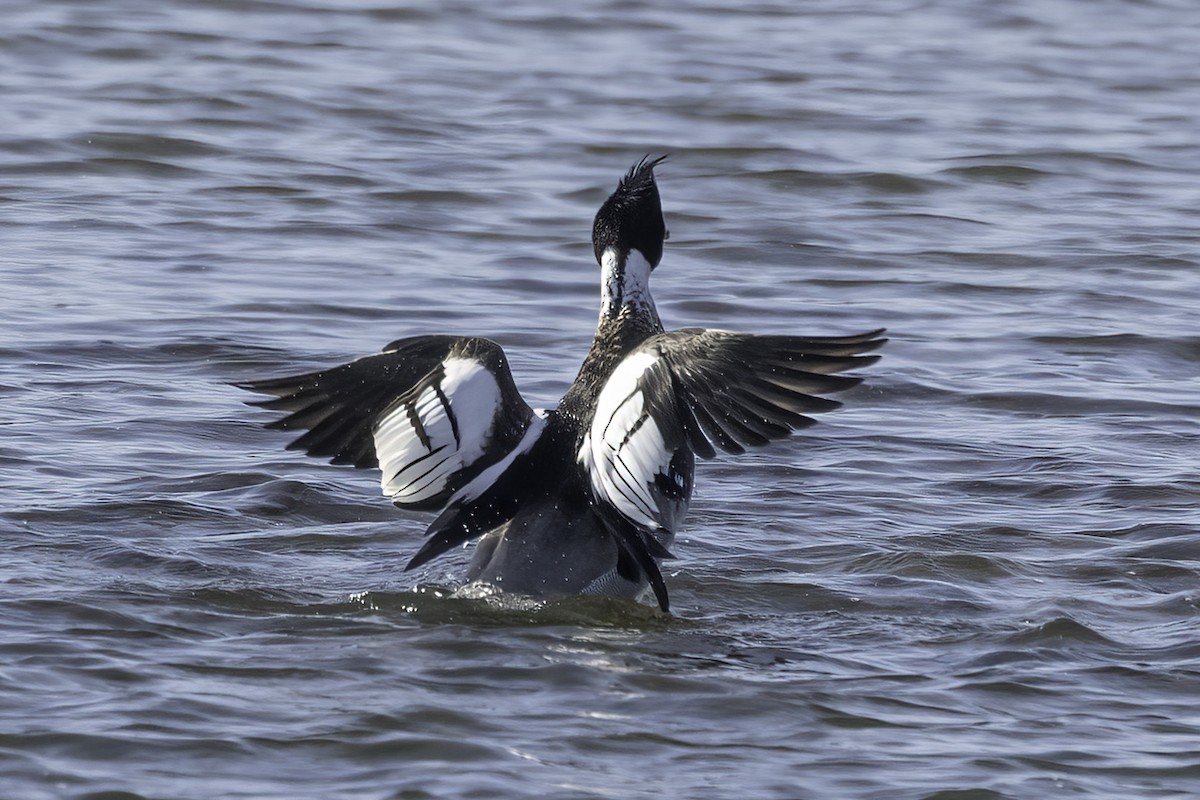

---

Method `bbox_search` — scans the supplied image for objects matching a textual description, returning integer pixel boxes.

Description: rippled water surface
[3,1,1199,798]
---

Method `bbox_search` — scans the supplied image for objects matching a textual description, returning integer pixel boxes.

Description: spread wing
[580,327,886,533]
[236,335,535,511]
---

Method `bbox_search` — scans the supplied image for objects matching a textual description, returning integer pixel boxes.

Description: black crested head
[592,155,669,268]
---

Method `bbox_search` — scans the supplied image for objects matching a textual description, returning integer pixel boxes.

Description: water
[3,0,1199,797]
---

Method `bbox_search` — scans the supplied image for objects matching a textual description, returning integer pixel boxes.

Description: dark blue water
[3,1,1199,798]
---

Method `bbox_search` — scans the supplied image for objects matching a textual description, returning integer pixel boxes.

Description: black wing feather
[582,326,885,539]
[656,328,885,455]
[236,335,534,511]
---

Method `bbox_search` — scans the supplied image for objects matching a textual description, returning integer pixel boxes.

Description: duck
[237,156,885,612]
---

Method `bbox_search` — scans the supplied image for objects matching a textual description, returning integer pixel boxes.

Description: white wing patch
[374,357,501,504]
[581,351,676,530]
[447,410,547,505]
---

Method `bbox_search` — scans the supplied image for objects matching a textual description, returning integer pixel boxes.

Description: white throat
[599,247,656,317]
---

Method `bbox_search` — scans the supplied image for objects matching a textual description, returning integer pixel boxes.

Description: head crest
[618,154,668,196]
[592,155,670,267]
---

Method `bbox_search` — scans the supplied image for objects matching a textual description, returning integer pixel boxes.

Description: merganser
[237,157,885,612]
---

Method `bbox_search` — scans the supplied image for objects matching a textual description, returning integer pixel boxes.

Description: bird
[236,156,885,612]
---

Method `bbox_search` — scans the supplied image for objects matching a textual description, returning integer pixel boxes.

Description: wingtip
[608,520,673,613]
[404,519,464,572]
[862,335,888,354]
[403,547,435,573]
[230,379,264,393]
[647,566,671,613]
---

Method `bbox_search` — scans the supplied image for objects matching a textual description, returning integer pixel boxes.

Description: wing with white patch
[237,335,535,511]
[579,350,696,534]
[580,327,886,532]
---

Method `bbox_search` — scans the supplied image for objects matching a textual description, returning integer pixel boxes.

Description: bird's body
[238,158,884,611]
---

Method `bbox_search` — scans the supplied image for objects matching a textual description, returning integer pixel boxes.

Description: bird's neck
[558,248,663,422]
[599,247,659,322]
